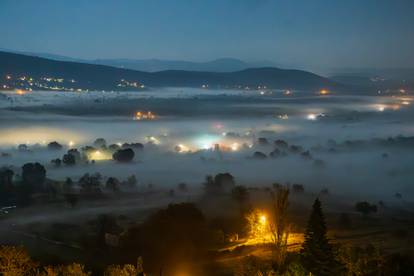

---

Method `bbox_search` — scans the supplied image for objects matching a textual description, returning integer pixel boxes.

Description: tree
[51,158,62,167]
[63,177,74,193]
[63,153,76,165]
[257,137,269,145]
[47,141,62,150]
[40,263,91,276]
[126,175,137,188]
[253,151,267,159]
[0,246,37,275]
[269,185,290,267]
[113,148,135,162]
[204,173,235,195]
[124,203,208,271]
[337,244,385,276]
[106,177,120,192]
[104,257,144,276]
[68,149,81,161]
[355,202,377,218]
[274,139,288,148]
[79,173,102,195]
[231,185,250,216]
[22,162,46,190]
[94,138,107,148]
[0,167,14,205]
[301,198,342,276]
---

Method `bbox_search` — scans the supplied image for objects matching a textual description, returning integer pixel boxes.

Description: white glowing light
[377,105,385,112]
[176,144,189,153]
[278,114,289,120]
[231,142,240,151]
[146,136,160,145]
[195,134,220,150]
[68,141,75,147]
[307,114,317,120]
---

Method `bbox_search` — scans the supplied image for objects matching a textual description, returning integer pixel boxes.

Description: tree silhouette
[301,198,342,276]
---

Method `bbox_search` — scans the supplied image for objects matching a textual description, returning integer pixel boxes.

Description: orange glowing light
[15,89,26,95]
[134,111,156,120]
[319,89,329,95]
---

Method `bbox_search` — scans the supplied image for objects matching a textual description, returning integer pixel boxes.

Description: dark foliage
[301,198,343,276]
[94,138,107,148]
[62,153,76,165]
[257,137,269,145]
[106,177,120,192]
[292,184,305,193]
[204,173,235,195]
[47,141,63,150]
[252,151,267,159]
[21,162,46,190]
[79,173,102,195]
[274,139,288,148]
[123,203,211,271]
[0,167,14,204]
[355,201,377,217]
[113,148,135,162]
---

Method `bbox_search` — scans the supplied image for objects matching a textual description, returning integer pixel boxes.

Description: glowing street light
[319,89,329,95]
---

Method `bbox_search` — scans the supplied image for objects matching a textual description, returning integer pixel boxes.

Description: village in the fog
[1,87,414,274]
[2,1,414,275]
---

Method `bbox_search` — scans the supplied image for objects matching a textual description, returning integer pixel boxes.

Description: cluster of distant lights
[134,111,157,121]
[1,74,146,93]
[258,89,330,97]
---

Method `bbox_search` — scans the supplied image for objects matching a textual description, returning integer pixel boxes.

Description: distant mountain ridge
[0,49,275,73]
[0,51,341,91]
[93,57,256,72]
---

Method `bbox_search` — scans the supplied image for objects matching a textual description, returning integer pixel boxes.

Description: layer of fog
[1,89,414,202]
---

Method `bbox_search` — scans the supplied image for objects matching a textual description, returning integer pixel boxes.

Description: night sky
[1,0,413,71]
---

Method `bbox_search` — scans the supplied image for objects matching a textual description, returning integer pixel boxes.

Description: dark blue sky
[1,0,413,71]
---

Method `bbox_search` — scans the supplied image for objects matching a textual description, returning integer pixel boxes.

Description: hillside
[0,51,340,91]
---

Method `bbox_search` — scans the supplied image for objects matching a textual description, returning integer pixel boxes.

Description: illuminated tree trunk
[269,185,290,267]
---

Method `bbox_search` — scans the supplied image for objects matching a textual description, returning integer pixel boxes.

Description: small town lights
[277,114,289,120]
[376,105,385,112]
[146,136,160,145]
[319,89,329,95]
[175,144,190,153]
[134,111,156,120]
[230,142,240,151]
[15,89,26,95]
[89,150,111,161]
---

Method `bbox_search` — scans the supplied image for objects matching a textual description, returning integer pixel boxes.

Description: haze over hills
[0,48,275,73]
[93,58,264,73]
[0,51,341,92]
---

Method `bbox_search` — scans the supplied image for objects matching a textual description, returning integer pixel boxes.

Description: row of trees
[1,163,139,207]
[0,246,145,276]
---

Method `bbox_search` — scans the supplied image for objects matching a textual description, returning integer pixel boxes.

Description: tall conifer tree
[301,198,341,275]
